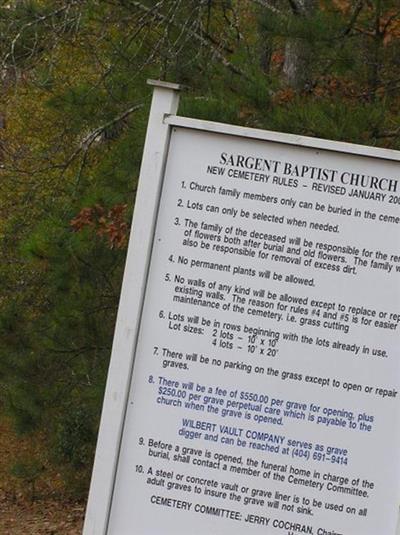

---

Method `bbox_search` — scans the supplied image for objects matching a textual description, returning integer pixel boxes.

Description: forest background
[0,0,399,532]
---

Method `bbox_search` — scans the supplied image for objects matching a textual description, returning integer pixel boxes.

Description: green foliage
[261,97,389,143]
[55,405,97,470]
[10,457,44,502]
[0,0,399,498]
[10,458,43,483]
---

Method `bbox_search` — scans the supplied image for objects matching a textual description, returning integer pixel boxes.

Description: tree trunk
[257,0,279,74]
[283,0,316,92]
[368,0,383,101]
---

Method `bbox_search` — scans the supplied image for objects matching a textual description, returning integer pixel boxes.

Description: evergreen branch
[374,129,400,139]
[50,346,108,355]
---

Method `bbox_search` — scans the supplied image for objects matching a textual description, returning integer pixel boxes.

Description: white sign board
[84,81,400,535]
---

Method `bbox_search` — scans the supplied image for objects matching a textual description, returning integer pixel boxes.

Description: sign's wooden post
[83,80,182,535]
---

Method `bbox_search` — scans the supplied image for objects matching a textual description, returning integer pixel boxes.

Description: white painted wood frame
[83,80,182,535]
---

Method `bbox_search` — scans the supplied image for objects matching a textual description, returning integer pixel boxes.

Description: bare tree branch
[129,0,248,78]
[65,103,144,170]
[250,0,284,17]
[342,0,365,36]
[2,1,79,71]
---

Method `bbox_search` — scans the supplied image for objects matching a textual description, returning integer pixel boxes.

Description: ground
[0,499,84,534]
[0,415,85,534]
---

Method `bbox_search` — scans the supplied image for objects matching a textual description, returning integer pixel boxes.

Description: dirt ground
[0,415,85,534]
[0,499,84,535]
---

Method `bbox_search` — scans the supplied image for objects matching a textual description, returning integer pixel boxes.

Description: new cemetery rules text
[107,127,400,535]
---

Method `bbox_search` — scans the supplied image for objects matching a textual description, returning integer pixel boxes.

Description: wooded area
[1,0,399,530]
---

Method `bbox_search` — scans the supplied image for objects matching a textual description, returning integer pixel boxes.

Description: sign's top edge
[147,79,184,91]
[165,115,400,164]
